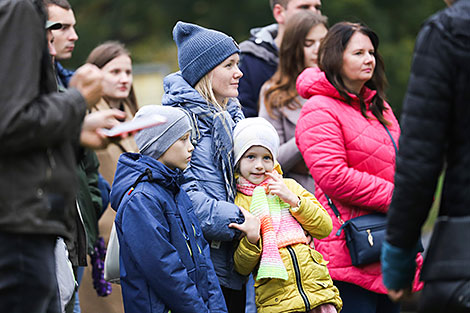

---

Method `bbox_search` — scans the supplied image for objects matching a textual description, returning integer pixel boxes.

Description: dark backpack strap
[116,168,153,207]
[127,168,153,195]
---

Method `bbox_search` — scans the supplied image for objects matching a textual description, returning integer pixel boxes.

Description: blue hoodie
[110,152,227,313]
[162,72,246,290]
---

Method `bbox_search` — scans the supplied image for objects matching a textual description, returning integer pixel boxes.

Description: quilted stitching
[295,67,400,294]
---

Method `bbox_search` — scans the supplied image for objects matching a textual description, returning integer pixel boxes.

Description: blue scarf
[162,72,244,202]
[183,99,243,202]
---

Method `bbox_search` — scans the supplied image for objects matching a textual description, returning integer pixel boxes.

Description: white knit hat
[233,117,280,165]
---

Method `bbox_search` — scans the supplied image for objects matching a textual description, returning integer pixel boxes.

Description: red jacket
[295,67,422,294]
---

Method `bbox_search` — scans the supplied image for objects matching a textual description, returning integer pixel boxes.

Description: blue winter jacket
[55,61,74,89]
[162,72,246,290]
[110,153,227,313]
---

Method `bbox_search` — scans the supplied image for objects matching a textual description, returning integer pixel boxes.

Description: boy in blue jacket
[110,105,228,313]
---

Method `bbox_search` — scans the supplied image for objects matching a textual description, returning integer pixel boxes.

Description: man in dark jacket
[382,1,470,312]
[238,0,322,117]
[0,1,123,312]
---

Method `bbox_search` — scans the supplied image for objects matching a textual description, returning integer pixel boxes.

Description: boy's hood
[110,153,183,211]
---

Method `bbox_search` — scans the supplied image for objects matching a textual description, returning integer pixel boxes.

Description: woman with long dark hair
[259,10,327,192]
[295,22,423,313]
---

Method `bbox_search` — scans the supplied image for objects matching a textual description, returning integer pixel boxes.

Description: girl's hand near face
[229,207,260,245]
[265,171,299,208]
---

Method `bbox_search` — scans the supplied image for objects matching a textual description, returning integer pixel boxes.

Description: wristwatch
[291,197,302,212]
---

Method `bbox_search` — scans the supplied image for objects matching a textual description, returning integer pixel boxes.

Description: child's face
[158,131,194,170]
[238,146,274,185]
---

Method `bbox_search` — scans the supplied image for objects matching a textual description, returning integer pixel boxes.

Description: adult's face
[283,0,322,24]
[303,23,328,68]
[210,53,243,105]
[340,32,376,94]
[47,5,78,60]
[101,54,133,100]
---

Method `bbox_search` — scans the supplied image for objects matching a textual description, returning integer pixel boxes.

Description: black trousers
[0,232,60,313]
[222,285,246,313]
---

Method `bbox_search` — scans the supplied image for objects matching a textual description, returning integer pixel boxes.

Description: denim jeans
[334,280,400,313]
[245,274,257,313]
[72,266,84,313]
[0,232,60,313]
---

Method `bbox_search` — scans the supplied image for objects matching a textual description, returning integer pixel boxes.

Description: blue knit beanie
[173,21,240,87]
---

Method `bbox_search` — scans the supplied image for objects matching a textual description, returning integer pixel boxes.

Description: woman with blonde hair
[162,21,248,313]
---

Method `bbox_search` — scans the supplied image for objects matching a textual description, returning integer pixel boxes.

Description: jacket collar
[297,67,377,109]
[110,153,184,210]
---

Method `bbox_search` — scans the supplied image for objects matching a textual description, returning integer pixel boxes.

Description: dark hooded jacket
[110,153,227,313]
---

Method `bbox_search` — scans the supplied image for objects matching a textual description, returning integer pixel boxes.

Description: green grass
[421,173,444,234]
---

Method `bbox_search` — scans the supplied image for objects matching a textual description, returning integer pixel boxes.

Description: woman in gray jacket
[259,10,328,193]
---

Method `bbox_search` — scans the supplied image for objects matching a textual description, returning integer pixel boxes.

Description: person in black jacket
[0,1,125,312]
[381,0,470,312]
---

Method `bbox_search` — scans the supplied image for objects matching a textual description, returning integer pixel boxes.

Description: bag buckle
[337,215,344,225]
[367,229,374,246]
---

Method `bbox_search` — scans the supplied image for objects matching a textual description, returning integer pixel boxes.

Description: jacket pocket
[309,248,329,266]
[308,249,333,289]
[254,277,285,306]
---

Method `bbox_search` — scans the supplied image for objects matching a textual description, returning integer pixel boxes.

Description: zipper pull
[367,229,374,247]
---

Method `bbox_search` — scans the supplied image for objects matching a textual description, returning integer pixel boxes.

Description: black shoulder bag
[325,124,396,266]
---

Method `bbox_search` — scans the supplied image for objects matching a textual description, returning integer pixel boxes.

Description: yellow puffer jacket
[234,166,342,313]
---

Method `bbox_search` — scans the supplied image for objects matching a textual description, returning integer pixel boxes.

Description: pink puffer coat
[295,67,423,294]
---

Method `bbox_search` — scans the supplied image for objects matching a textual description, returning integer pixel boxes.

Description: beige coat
[93,99,138,185]
[77,100,138,313]
[259,85,314,192]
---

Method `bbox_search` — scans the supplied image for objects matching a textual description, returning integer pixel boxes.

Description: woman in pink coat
[295,22,423,313]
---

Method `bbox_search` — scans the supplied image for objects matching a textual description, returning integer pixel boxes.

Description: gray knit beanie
[173,21,241,87]
[233,117,280,165]
[134,105,192,159]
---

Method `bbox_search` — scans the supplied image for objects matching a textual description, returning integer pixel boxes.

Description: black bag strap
[325,194,343,223]
[325,123,396,236]
[324,194,347,236]
[382,124,398,155]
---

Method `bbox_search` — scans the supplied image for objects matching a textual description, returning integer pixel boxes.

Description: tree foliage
[67,0,445,116]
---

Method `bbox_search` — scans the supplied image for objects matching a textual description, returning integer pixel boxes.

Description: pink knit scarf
[237,177,307,280]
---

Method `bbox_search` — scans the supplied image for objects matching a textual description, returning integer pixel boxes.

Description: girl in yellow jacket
[229,117,342,313]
